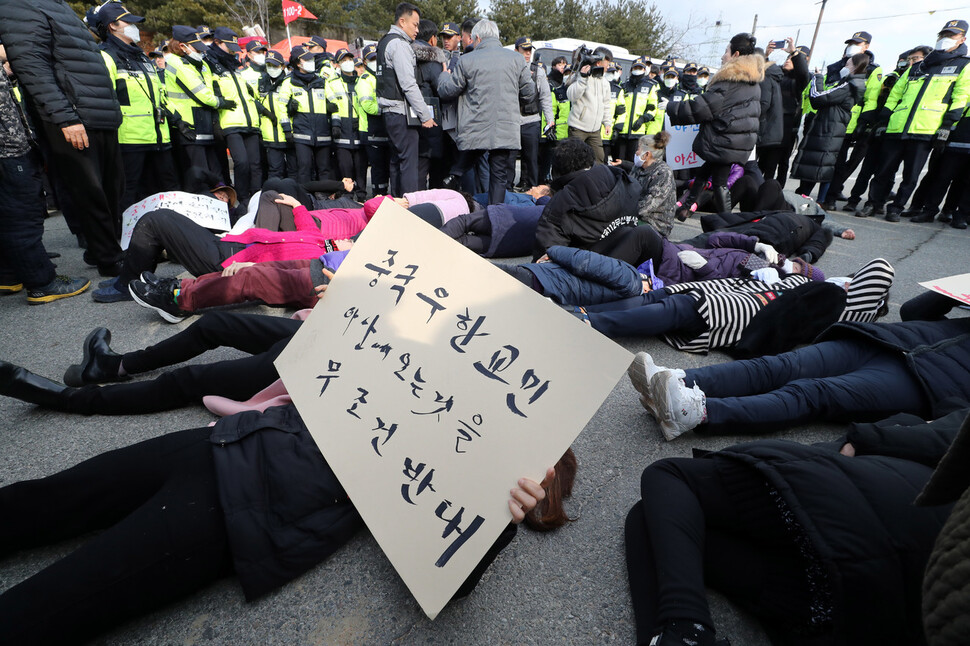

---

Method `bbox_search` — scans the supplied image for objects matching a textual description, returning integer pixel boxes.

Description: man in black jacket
[0,0,126,276]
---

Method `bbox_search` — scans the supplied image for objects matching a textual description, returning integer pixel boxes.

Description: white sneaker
[651,370,707,441]
[628,352,680,418]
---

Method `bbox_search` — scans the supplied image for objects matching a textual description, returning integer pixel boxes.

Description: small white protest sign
[919,273,970,306]
[275,200,632,619]
[664,114,704,170]
[121,191,231,250]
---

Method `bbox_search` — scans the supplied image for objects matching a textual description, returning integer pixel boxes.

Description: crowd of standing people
[1,1,970,644]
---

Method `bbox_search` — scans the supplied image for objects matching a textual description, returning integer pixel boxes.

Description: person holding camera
[667,33,764,219]
[566,45,614,163]
[437,20,536,205]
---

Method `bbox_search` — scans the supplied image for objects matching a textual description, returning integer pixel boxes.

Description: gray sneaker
[26,275,90,304]
[628,352,680,419]
[650,370,707,441]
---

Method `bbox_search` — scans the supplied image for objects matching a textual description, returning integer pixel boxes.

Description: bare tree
[221,0,272,41]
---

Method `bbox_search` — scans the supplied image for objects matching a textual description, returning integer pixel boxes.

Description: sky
[658,0,970,69]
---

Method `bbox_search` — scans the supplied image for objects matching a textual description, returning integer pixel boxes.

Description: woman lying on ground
[0,403,576,644]
[627,302,970,441]
[581,257,893,357]
[625,405,963,645]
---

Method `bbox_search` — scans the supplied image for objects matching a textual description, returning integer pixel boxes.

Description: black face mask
[314,52,328,67]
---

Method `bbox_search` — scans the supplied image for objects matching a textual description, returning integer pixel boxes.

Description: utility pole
[809,0,828,59]
[751,14,758,36]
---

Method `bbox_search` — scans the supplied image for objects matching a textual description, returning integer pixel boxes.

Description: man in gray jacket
[438,20,536,205]
[376,2,436,195]
[566,46,613,163]
[514,37,554,191]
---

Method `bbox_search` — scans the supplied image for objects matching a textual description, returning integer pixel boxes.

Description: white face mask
[340,60,355,74]
[366,60,377,72]
[187,50,204,62]
[252,53,266,66]
[697,76,709,87]
[840,66,851,79]
[937,37,958,51]
[633,152,646,168]
[300,60,315,73]
[631,68,645,77]
[122,24,140,43]
[845,44,863,57]
[664,78,677,88]
[267,65,283,78]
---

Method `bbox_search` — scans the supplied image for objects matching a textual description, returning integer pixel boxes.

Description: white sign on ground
[920,273,970,306]
[120,191,231,249]
[275,200,632,619]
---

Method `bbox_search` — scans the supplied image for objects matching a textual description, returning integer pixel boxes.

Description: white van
[518,38,665,81]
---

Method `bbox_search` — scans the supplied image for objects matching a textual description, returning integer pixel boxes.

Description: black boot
[952,211,969,230]
[441,174,461,191]
[911,210,939,223]
[712,185,732,215]
[0,361,72,409]
[63,327,128,387]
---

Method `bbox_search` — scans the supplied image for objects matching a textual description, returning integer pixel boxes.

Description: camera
[572,44,605,77]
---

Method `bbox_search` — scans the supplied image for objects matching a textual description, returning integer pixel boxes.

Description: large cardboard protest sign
[664,114,704,170]
[920,273,970,306]
[275,201,632,619]
[121,191,231,249]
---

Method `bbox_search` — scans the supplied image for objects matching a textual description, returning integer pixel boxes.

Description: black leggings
[64,312,302,415]
[0,427,231,646]
[225,132,262,203]
[625,458,816,644]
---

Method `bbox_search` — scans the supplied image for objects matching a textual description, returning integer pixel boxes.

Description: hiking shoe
[129,280,186,323]
[1,280,23,295]
[26,275,90,304]
[140,271,182,295]
[628,352,677,419]
[650,369,707,441]
[92,278,133,303]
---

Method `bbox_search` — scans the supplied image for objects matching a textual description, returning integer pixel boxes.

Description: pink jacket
[404,189,469,223]
[219,201,377,267]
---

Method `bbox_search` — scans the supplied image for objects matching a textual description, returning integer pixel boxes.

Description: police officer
[258,50,295,179]
[207,27,262,205]
[439,22,461,61]
[616,56,658,162]
[357,44,389,196]
[241,41,268,91]
[306,36,334,80]
[286,46,332,184]
[514,36,553,190]
[679,62,702,97]
[538,55,569,183]
[95,3,178,210]
[165,27,227,183]
[602,63,625,162]
[327,48,367,198]
[823,31,884,207]
[696,66,711,91]
[860,20,970,221]
[845,47,917,212]
[657,65,681,105]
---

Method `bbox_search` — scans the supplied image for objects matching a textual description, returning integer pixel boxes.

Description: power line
[759,5,970,30]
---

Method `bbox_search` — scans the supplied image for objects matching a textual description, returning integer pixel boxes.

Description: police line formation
[1,1,970,644]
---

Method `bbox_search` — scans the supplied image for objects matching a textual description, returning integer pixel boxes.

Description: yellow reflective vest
[165,55,219,142]
[325,73,363,148]
[101,46,170,149]
[886,56,970,137]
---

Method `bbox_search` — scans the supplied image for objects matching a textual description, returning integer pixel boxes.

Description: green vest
[259,74,293,145]
[549,85,570,140]
[845,65,883,133]
[357,70,378,135]
[623,79,659,137]
[165,56,219,142]
[211,64,260,132]
[602,84,625,138]
[886,60,970,136]
[241,66,262,93]
[801,84,816,116]
[101,50,170,147]
[325,73,363,147]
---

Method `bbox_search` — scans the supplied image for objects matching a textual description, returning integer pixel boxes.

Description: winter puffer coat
[666,54,764,164]
[654,231,759,285]
[695,209,834,262]
[524,246,642,305]
[758,62,785,147]
[707,417,956,645]
[0,0,122,129]
[818,318,970,414]
[790,74,865,182]
[532,163,641,259]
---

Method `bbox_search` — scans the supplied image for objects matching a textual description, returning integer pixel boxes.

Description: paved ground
[1,204,967,645]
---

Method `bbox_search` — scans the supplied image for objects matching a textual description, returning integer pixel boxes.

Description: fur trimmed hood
[412,40,449,64]
[710,54,765,86]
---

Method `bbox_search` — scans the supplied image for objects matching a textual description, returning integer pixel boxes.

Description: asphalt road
[1,204,967,645]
